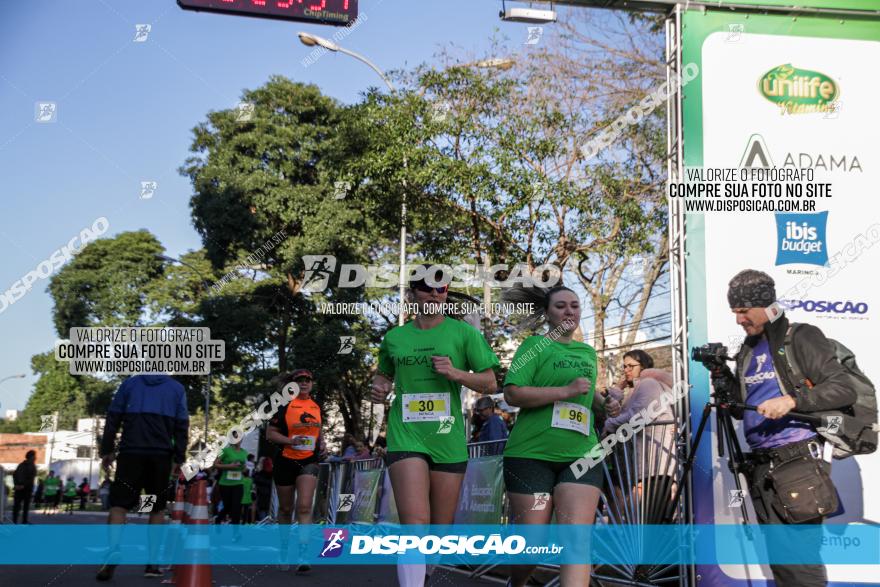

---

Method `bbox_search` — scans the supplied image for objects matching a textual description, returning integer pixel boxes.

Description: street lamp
[157,254,213,449]
[0,373,26,385]
[296,32,515,325]
[297,32,407,325]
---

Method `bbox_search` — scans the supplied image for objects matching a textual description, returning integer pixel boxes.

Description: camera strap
[782,324,814,392]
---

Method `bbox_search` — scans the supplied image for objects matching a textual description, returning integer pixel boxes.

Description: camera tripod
[662,388,822,525]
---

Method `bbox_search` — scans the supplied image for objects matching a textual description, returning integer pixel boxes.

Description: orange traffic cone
[162,482,187,584]
[176,480,212,587]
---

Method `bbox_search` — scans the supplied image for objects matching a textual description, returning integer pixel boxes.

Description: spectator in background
[253,457,273,522]
[603,351,677,525]
[339,433,358,460]
[96,374,189,581]
[43,471,60,514]
[98,480,111,511]
[246,454,256,476]
[474,395,508,455]
[371,435,387,459]
[241,469,255,524]
[475,396,509,443]
[12,450,37,524]
[347,439,372,461]
[604,349,654,417]
[33,478,44,511]
[63,478,77,513]
[78,477,90,510]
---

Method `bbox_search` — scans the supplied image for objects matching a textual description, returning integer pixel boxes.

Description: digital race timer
[178,0,358,26]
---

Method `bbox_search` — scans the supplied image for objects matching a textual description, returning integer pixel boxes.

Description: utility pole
[45,412,59,474]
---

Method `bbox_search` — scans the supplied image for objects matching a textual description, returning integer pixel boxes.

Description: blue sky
[0,1,578,411]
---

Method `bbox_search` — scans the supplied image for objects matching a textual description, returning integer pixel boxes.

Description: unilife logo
[775,212,829,267]
[759,64,839,115]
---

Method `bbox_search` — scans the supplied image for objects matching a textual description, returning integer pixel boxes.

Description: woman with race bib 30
[502,285,602,587]
[371,265,500,587]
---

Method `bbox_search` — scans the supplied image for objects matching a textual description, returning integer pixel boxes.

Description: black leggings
[218,484,244,525]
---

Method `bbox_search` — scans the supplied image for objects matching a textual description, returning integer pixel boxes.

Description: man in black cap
[718,269,859,586]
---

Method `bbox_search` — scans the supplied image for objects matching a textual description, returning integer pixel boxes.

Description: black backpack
[783,324,878,459]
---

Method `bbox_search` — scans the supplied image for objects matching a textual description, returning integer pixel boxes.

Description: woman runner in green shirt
[372,266,500,587]
[213,441,249,530]
[502,286,602,587]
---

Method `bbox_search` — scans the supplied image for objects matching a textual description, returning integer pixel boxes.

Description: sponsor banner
[377,469,400,524]
[0,525,876,565]
[682,7,880,586]
[453,455,505,524]
[348,468,382,524]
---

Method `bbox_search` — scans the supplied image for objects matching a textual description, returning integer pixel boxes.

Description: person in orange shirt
[267,369,325,574]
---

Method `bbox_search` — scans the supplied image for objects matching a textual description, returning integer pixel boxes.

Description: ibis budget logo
[759,64,839,115]
[775,212,829,267]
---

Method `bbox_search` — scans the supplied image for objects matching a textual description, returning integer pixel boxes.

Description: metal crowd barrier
[262,423,687,587]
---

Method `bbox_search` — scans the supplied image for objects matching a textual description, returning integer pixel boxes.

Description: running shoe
[95,564,116,581]
[96,551,121,581]
[144,565,163,578]
[295,563,311,575]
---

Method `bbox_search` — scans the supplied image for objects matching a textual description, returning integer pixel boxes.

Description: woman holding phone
[372,266,500,587]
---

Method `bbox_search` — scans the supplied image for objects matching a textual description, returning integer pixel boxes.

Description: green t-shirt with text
[378,317,500,463]
[503,335,599,461]
[217,446,248,486]
[64,481,77,497]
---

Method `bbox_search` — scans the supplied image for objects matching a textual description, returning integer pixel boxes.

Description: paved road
[0,511,504,587]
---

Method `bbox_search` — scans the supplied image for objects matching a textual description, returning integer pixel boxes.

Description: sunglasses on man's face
[294,377,312,383]
[413,282,449,294]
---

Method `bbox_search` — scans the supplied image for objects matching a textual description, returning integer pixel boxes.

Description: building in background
[0,418,104,486]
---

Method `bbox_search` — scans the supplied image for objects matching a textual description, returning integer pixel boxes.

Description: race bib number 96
[551,401,590,435]
[402,393,450,423]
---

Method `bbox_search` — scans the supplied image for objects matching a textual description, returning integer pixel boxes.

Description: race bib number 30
[403,393,450,422]
[551,401,590,435]
[226,470,242,481]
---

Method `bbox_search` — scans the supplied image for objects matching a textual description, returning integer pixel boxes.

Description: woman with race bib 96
[502,285,602,587]
[372,266,500,587]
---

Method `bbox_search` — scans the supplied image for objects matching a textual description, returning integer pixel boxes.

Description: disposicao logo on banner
[759,64,839,115]
[775,212,829,267]
[319,528,348,558]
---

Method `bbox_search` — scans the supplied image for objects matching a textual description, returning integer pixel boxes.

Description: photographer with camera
[712,269,861,587]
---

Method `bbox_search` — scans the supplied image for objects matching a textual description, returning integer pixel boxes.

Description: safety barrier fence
[266,421,685,586]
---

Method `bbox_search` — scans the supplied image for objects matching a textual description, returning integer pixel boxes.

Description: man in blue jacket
[96,374,189,581]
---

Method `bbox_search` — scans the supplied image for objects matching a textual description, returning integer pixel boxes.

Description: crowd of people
[3,266,853,587]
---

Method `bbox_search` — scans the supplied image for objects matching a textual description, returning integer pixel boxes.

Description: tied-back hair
[501,284,578,332]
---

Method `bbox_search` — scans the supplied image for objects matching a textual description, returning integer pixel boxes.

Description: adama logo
[759,64,839,115]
